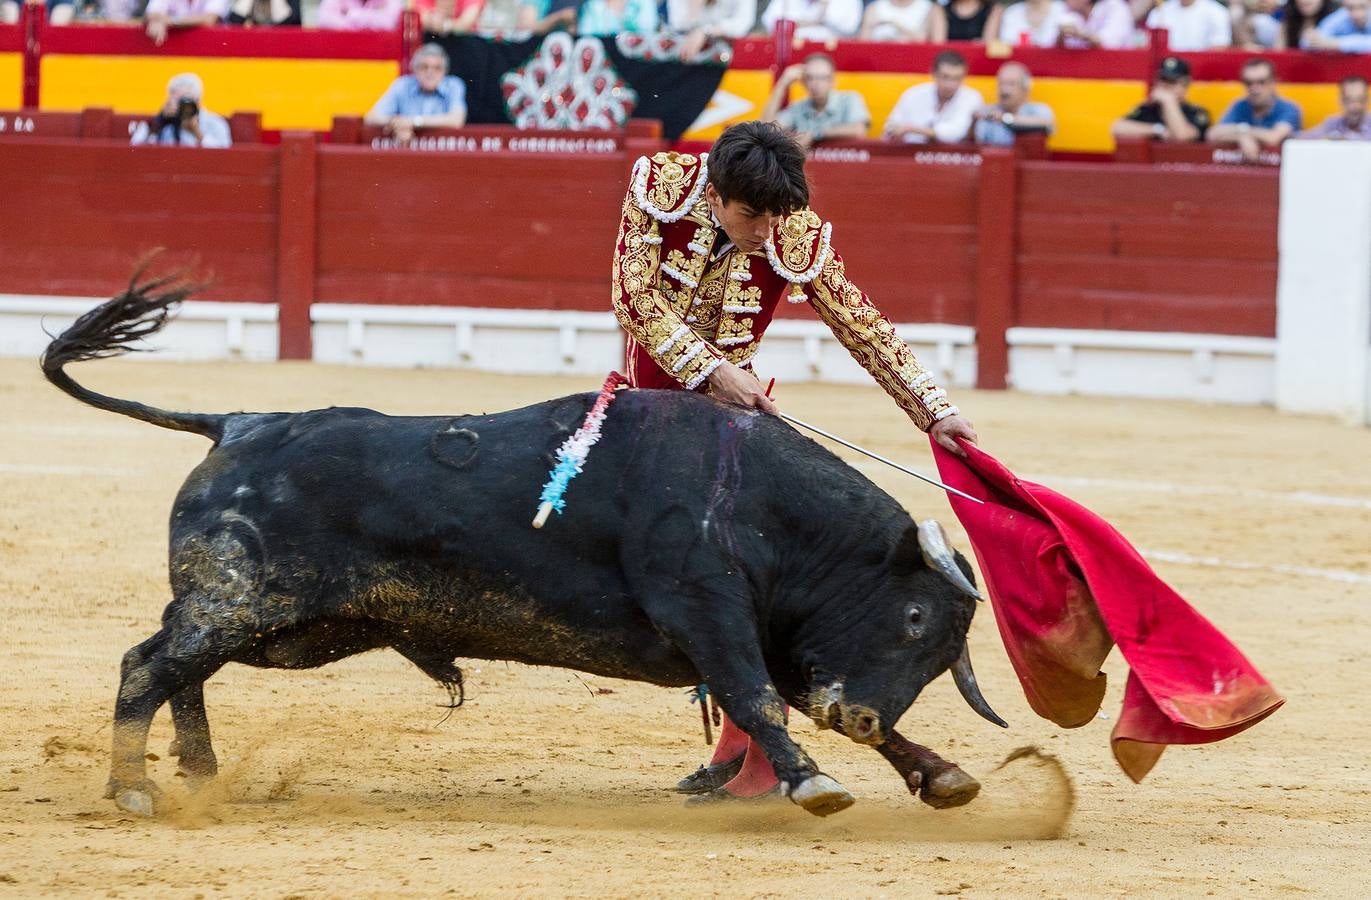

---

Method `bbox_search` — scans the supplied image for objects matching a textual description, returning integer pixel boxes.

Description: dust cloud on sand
[3,360,1369,896]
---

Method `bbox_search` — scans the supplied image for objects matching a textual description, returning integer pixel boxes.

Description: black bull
[42,277,1006,819]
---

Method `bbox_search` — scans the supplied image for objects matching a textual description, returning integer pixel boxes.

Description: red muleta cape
[930,438,1283,782]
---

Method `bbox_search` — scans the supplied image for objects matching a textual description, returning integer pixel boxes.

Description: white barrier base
[1,295,1283,407]
[0,296,279,362]
[1007,328,1276,405]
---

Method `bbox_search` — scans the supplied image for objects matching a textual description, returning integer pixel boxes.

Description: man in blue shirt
[364,43,468,143]
[1206,58,1302,162]
[1309,0,1371,52]
[973,62,1055,147]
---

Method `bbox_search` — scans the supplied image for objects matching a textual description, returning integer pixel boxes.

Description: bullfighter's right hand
[706,361,779,415]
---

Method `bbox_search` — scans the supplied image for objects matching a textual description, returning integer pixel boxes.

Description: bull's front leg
[655,623,855,816]
[876,728,981,809]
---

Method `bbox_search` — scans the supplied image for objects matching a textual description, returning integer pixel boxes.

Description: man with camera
[129,74,232,149]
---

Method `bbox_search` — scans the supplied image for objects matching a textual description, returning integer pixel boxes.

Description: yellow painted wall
[29,52,1345,148]
[687,70,1341,152]
[685,67,774,141]
[0,53,21,109]
[1188,81,1341,132]
[41,55,400,130]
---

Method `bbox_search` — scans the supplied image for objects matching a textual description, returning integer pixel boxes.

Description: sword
[778,412,984,505]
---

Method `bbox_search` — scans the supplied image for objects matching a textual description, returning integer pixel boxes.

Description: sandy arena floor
[1,356,1368,897]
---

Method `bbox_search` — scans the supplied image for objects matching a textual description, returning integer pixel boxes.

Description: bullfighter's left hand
[930,414,978,457]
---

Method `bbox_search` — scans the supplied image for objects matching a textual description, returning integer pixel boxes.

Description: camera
[176,97,200,122]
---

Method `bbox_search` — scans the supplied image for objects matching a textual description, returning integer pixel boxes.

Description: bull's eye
[905,605,925,640]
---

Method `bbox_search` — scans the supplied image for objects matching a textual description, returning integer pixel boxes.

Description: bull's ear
[889,525,924,577]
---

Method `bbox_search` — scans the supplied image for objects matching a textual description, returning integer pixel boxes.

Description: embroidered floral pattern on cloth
[611,151,958,430]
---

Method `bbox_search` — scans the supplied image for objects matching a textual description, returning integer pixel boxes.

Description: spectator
[760,0,863,41]
[860,0,948,41]
[1206,58,1301,160]
[515,0,581,33]
[420,0,485,32]
[0,0,17,25]
[316,0,403,30]
[225,0,301,25]
[1231,0,1281,49]
[1145,0,1232,51]
[760,53,872,148]
[363,44,468,142]
[668,0,758,60]
[38,0,76,25]
[973,61,1055,145]
[1058,0,1136,48]
[578,0,659,35]
[1307,0,1371,51]
[997,0,1074,46]
[1111,55,1211,142]
[471,0,527,30]
[1298,75,1371,139]
[144,0,229,46]
[883,49,982,144]
[129,73,232,149]
[1277,0,1335,49]
[941,0,1001,40]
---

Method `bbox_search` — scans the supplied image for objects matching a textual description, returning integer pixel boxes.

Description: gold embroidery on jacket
[647,155,696,212]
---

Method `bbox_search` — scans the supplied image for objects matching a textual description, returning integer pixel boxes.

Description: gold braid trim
[611,195,723,389]
[805,251,955,433]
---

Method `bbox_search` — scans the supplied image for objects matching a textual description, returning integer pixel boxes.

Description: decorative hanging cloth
[930,437,1284,782]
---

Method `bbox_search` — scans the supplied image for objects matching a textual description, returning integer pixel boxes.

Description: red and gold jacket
[611,150,958,432]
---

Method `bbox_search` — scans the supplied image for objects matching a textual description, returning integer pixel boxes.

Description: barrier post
[974,147,1016,390]
[1275,141,1371,425]
[276,131,317,360]
[400,7,420,73]
[21,0,43,108]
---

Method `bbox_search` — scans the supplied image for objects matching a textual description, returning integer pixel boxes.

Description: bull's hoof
[673,752,745,795]
[787,774,855,817]
[115,789,156,817]
[107,778,162,816]
[920,767,980,810]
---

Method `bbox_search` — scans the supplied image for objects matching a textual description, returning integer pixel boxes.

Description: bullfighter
[610,120,980,802]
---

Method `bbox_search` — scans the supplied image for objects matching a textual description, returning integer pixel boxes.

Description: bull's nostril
[856,715,876,736]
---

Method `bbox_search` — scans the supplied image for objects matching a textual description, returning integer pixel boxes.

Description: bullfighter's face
[705,183,783,255]
[792,525,986,747]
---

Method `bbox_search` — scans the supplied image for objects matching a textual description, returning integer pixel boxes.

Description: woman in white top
[860,0,948,41]
[668,0,758,57]
[997,0,1073,46]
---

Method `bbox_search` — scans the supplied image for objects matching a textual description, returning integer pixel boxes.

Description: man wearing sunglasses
[1207,59,1302,162]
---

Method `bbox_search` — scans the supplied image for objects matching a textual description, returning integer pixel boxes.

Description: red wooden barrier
[0,140,278,301]
[1115,138,1283,168]
[1015,161,1278,337]
[0,132,1281,385]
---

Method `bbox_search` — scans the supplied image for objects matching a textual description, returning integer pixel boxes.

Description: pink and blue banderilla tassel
[532,371,629,528]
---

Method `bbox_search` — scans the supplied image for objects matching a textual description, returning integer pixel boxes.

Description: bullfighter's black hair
[707,121,810,216]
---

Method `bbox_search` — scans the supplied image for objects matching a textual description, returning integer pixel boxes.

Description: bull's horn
[952,644,1008,729]
[916,520,983,601]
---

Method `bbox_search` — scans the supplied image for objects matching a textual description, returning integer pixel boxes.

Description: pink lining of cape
[931,438,1283,781]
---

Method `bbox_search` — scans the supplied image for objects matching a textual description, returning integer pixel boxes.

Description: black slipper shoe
[683,783,784,807]
[672,752,746,794]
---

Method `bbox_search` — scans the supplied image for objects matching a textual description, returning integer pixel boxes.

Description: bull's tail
[39,262,226,441]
